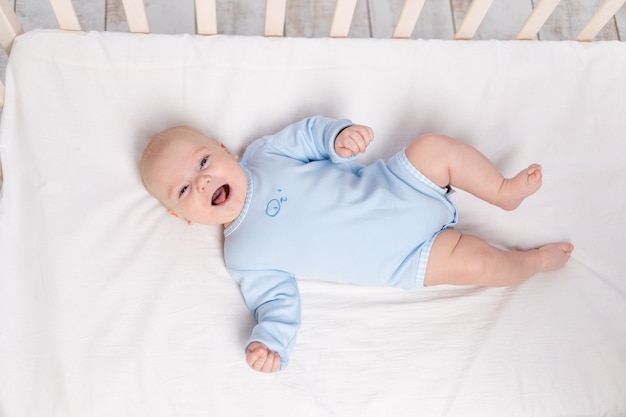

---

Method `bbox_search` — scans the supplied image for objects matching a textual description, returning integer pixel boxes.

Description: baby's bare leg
[424,230,574,287]
[405,134,541,210]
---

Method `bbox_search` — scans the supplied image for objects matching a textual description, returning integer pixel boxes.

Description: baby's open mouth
[211,184,230,206]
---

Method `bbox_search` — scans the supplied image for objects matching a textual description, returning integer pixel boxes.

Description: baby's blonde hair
[139,126,205,199]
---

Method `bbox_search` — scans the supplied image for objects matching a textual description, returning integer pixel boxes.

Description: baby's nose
[195,175,211,191]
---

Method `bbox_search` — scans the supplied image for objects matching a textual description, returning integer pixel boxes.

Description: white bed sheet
[0,30,625,417]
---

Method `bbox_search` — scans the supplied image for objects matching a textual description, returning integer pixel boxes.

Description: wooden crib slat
[576,0,626,41]
[330,0,358,37]
[122,0,149,33]
[49,0,81,31]
[195,0,217,35]
[265,0,286,36]
[454,0,495,40]
[516,0,561,40]
[0,0,23,53]
[393,0,426,39]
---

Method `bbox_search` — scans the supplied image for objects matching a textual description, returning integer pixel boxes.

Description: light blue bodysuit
[224,116,457,368]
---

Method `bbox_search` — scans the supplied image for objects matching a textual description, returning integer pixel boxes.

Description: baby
[140,116,573,373]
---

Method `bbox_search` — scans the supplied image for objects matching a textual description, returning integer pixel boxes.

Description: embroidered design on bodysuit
[265,189,288,217]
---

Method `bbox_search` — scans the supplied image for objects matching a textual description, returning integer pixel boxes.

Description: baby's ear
[168,209,193,225]
[220,143,239,160]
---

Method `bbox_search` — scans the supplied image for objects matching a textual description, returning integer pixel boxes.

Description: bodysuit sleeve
[260,115,354,164]
[229,269,301,370]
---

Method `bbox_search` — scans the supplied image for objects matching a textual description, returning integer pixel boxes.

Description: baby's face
[143,129,248,226]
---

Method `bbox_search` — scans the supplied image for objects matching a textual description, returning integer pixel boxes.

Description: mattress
[0,30,625,416]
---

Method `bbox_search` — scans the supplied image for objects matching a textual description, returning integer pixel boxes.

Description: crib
[1,1,625,416]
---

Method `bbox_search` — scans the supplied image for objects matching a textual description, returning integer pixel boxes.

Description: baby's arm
[334,124,374,158]
[231,269,301,372]
[259,116,353,163]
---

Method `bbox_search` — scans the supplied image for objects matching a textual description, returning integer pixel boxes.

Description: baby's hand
[335,124,374,158]
[246,342,281,373]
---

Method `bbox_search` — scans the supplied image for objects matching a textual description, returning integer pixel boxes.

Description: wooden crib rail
[576,0,626,41]
[0,0,22,109]
[195,0,217,36]
[1,0,622,40]
[0,0,22,53]
[0,0,624,46]
[120,0,149,33]
[517,0,562,40]
[50,0,81,31]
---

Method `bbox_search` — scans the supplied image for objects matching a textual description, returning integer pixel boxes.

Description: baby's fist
[335,124,374,158]
[246,342,281,373]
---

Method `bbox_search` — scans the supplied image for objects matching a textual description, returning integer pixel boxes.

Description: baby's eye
[179,184,189,198]
[200,156,209,168]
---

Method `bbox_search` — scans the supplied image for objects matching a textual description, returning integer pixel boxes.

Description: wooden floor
[1,0,625,84]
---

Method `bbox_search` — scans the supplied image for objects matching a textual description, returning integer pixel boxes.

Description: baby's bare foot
[535,242,574,272]
[498,164,543,210]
